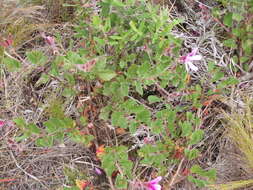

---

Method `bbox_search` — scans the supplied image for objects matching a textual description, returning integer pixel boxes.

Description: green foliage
[213,0,253,71]
[13,115,93,147]
[11,0,250,188]
[208,99,253,189]
[3,57,21,72]
[26,50,47,65]
[101,146,132,188]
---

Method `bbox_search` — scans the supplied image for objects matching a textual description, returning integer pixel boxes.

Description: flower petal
[189,48,198,56]
[95,167,102,175]
[153,184,161,190]
[187,62,199,71]
[185,62,190,72]
[149,176,162,184]
[0,121,5,127]
[188,55,202,61]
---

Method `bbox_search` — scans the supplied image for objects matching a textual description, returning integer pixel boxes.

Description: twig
[9,150,50,190]
[108,176,117,190]
[168,158,185,189]
[127,95,153,111]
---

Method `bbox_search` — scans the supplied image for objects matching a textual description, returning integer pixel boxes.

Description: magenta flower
[180,48,202,72]
[144,176,162,190]
[0,36,13,48]
[41,32,58,54]
[0,120,5,127]
[44,36,55,47]
[95,167,102,175]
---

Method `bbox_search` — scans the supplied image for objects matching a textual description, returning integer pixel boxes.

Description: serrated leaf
[223,39,237,48]
[93,15,102,26]
[129,21,143,36]
[35,136,54,147]
[232,13,243,22]
[135,81,143,95]
[27,124,41,134]
[3,57,21,71]
[181,121,192,137]
[26,50,47,65]
[148,95,161,103]
[111,111,127,128]
[189,130,204,145]
[35,73,50,87]
[188,175,207,188]
[184,149,199,160]
[223,12,233,27]
[111,0,125,7]
[115,175,127,188]
[13,117,26,130]
[97,70,117,81]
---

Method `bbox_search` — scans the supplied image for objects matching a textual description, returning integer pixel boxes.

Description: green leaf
[232,13,244,22]
[135,81,143,95]
[181,121,192,137]
[148,95,161,103]
[68,129,94,145]
[111,111,127,128]
[35,73,50,87]
[119,81,129,96]
[101,150,117,176]
[35,136,54,147]
[97,70,117,81]
[44,118,71,133]
[3,57,21,71]
[129,21,143,36]
[111,0,125,7]
[190,165,204,174]
[109,35,123,40]
[189,130,204,145]
[223,12,233,27]
[64,73,75,85]
[137,62,151,77]
[15,133,30,142]
[13,117,26,130]
[207,61,216,72]
[66,51,84,65]
[212,70,224,82]
[115,175,128,188]
[136,108,151,123]
[27,124,41,134]
[26,50,47,65]
[63,187,79,190]
[232,27,242,37]
[190,165,216,180]
[99,105,112,120]
[188,175,207,188]
[62,88,76,97]
[223,39,237,48]
[184,149,199,160]
[93,15,102,27]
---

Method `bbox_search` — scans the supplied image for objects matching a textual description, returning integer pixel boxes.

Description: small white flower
[180,48,202,72]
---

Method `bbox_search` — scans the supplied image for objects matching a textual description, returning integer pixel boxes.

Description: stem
[168,158,185,189]
[108,176,117,190]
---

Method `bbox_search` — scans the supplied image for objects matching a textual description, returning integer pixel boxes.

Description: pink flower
[144,176,162,190]
[180,48,202,72]
[44,36,55,47]
[0,36,13,48]
[95,167,102,175]
[0,120,5,127]
[41,32,58,54]
[41,32,56,47]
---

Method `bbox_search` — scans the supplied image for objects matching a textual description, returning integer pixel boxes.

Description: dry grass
[1,0,253,189]
[206,97,253,190]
